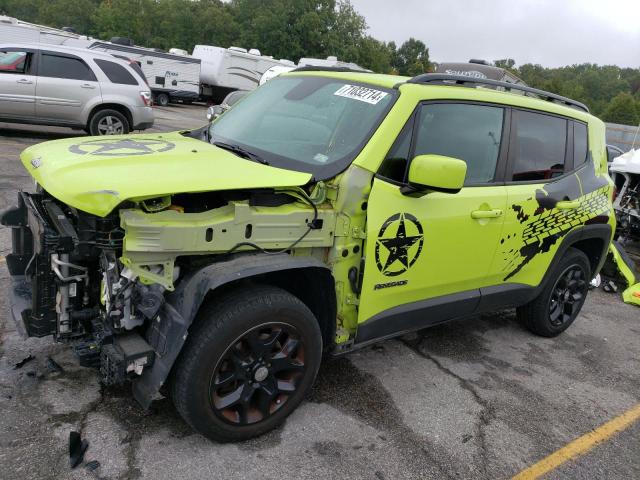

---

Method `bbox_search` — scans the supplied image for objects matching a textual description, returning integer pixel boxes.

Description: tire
[155,93,170,107]
[171,285,322,442]
[88,109,130,136]
[517,248,591,337]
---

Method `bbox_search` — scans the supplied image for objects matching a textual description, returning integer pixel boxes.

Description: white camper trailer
[297,56,370,72]
[0,16,201,106]
[192,45,295,103]
[87,39,201,106]
[0,15,89,45]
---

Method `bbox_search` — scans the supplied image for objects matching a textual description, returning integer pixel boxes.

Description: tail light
[140,91,152,106]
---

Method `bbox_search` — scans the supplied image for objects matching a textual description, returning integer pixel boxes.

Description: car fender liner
[132,253,332,409]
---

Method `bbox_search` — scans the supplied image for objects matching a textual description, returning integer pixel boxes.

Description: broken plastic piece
[69,431,89,468]
[85,460,100,472]
[46,356,64,373]
[14,354,35,369]
[622,282,640,306]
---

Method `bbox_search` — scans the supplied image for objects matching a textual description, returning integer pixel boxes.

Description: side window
[40,53,96,81]
[414,103,504,184]
[0,50,31,75]
[511,110,567,181]
[378,119,413,182]
[94,59,139,85]
[573,122,588,166]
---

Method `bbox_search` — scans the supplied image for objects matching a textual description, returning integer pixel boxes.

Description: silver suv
[0,44,154,135]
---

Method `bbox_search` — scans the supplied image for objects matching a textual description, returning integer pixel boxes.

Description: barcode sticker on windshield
[334,85,388,105]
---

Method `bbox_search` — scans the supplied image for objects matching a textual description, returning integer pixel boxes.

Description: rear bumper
[132,106,154,130]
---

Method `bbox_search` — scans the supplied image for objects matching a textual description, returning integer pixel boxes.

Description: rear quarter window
[94,59,139,85]
[510,110,567,181]
[573,122,588,166]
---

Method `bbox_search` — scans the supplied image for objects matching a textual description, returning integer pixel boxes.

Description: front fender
[132,253,332,408]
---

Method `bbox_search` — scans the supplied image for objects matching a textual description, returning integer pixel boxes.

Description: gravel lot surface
[1,105,638,480]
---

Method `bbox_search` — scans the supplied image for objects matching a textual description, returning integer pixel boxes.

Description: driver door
[357,102,509,341]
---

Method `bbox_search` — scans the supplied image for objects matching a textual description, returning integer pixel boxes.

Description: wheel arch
[539,223,612,293]
[87,103,133,130]
[132,253,336,409]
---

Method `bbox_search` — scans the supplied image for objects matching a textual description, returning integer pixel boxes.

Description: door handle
[471,209,503,219]
[81,83,96,89]
[556,200,580,210]
[16,78,33,84]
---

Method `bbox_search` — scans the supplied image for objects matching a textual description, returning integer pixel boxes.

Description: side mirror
[206,105,225,121]
[406,154,467,194]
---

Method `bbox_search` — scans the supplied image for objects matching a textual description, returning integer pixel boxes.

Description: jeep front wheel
[517,248,590,337]
[171,286,322,442]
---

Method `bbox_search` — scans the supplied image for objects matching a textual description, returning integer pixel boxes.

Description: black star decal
[88,139,157,155]
[69,138,175,156]
[376,213,423,275]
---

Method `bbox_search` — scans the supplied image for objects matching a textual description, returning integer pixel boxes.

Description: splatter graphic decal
[501,185,610,280]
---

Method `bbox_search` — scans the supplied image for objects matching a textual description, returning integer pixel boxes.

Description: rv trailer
[435,59,526,85]
[87,39,201,106]
[192,45,295,103]
[297,55,371,72]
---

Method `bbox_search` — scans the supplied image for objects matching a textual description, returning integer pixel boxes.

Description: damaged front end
[2,183,339,407]
[3,191,156,388]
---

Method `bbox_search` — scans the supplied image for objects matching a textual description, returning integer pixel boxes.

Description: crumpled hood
[20,131,312,217]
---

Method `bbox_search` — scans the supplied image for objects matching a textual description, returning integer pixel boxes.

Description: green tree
[494,58,515,70]
[394,38,429,76]
[355,37,394,73]
[602,92,640,125]
[38,0,100,34]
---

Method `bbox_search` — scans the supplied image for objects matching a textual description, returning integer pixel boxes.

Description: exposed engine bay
[2,185,336,393]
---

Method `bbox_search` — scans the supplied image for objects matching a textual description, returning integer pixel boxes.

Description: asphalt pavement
[0,104,638,480]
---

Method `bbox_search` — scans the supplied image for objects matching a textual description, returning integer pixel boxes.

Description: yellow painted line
[513,403,640,480]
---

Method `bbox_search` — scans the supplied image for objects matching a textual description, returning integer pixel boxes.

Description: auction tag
[334,84,388,105]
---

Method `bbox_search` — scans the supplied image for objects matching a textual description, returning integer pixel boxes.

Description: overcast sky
[349,0,640,68]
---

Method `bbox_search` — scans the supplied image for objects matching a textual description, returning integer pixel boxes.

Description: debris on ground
[85,460,100,472]
[46,356,64,373]
[13,354,35,369]
[603,280,619,293]
[69,431,89,469]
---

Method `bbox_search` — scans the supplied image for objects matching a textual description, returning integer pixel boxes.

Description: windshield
[208,76,396,179]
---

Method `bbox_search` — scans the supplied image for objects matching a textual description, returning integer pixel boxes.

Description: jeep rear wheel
[517,248,590,337]
[171,286,322,442]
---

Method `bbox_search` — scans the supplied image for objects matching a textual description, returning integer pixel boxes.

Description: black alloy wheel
[548,265,588,327]
[171,285,322,442]
[517,247,591,337]
[210,323,306,425]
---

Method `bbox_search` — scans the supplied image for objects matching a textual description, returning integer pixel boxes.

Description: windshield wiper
[213,141,269,165]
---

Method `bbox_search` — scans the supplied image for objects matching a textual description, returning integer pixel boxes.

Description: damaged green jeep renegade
[3,70,614,441]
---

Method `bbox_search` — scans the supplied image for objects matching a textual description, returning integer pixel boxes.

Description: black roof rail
[405,73,589,113]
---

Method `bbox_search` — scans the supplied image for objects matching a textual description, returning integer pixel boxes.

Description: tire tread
[170,285,320,442]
